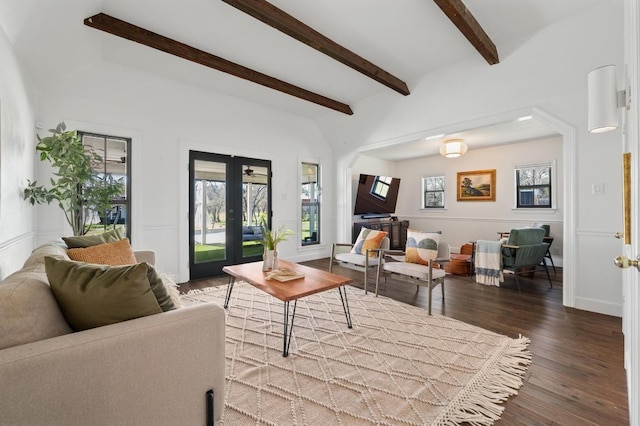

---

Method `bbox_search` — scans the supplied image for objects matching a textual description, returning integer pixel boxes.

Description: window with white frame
[515,163,552,208]
[301,162,320,245]
[422,174,445,208]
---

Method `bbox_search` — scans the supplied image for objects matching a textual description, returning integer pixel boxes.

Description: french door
[189,151,271,279]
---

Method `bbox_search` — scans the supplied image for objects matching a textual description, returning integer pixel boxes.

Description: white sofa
[0,242,225,426]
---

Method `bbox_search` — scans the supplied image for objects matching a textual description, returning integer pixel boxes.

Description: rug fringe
[434,335,531,426]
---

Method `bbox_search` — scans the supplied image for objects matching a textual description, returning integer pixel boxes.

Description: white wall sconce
[588,64,629,133]
[439,138,467,158]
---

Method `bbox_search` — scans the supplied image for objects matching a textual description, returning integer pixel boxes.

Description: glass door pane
[193,159,227,265]
[242,164,268,258]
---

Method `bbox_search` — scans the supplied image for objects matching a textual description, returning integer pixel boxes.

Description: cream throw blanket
[475,239,504,286]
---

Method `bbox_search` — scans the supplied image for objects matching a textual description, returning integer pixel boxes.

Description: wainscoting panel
[574,229,622,317]
[0,233,35,280]
[136,226,180,278]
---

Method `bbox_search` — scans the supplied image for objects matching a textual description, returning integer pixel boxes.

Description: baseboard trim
[574,296,622,317]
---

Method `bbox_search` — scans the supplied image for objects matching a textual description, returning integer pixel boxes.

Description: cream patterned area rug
[181,282,531,425]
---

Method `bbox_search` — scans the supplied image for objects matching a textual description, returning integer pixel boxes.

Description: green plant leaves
[23,121,125,236]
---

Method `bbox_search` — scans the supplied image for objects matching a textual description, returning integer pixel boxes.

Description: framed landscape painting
[457,169,496,201]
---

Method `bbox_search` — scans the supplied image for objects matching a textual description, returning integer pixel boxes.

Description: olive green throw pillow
[45,257,176,331]
[62,228,124,249]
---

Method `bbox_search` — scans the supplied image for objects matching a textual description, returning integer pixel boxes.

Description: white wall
[0,23,37,280]
[321,3,623,316]
[36,61,334,282]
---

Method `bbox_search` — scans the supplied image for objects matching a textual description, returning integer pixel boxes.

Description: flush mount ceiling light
[439,139,467,158]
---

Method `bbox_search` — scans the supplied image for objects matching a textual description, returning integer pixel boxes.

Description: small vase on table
[263,249,275,271]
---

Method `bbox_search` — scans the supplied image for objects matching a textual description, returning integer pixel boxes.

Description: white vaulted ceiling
[0,0,604,117]
[0,0,604,155]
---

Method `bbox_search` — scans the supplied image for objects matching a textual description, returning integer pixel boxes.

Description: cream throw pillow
[404,229,441,265]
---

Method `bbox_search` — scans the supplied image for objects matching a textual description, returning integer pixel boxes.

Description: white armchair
[329,237,390,294]
[375,241,451,314]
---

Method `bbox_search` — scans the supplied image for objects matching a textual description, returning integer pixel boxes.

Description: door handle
[614,232,623,239]
[614,255,640,271]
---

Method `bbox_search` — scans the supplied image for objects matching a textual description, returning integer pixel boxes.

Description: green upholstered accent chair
[501,227,552,291]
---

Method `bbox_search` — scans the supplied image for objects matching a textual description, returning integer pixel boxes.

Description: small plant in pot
[259,218,294,271]
[23,122,125,236]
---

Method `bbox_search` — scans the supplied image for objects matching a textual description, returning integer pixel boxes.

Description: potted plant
[23,122,125,236]
[259,218,293,270]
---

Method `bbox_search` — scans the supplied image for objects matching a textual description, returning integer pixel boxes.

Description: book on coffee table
[266,267,305,282]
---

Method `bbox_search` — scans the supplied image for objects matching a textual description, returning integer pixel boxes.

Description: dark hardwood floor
[179,259,629,426]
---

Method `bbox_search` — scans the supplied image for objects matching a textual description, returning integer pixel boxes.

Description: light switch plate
[592,183,605,195]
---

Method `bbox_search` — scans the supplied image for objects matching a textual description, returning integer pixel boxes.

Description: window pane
[425,192,443,207]
[433,177,444,190]
[423,175,445,208]
[533,167,550,184]
[518,169,534,186]
[193,160,227,263]
[519,189,535,206]
[516,164,552,208]
[533,187,550,206]
[242,165,268,259]
[301,163,320,245]
[81,132,130,238]
[302,204,319,243]
[242,165,268,226]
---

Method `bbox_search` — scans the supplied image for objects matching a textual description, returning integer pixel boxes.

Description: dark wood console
[352,220,409,250]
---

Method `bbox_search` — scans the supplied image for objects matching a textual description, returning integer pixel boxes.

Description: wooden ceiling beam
[221,0,410,96]
[433,0,499,65]
[84,13,353,115]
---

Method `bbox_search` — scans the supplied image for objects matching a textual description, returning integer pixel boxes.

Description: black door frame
[189,151,271,279]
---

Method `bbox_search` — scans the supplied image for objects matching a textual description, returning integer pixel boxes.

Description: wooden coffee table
[222,260,353,357]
